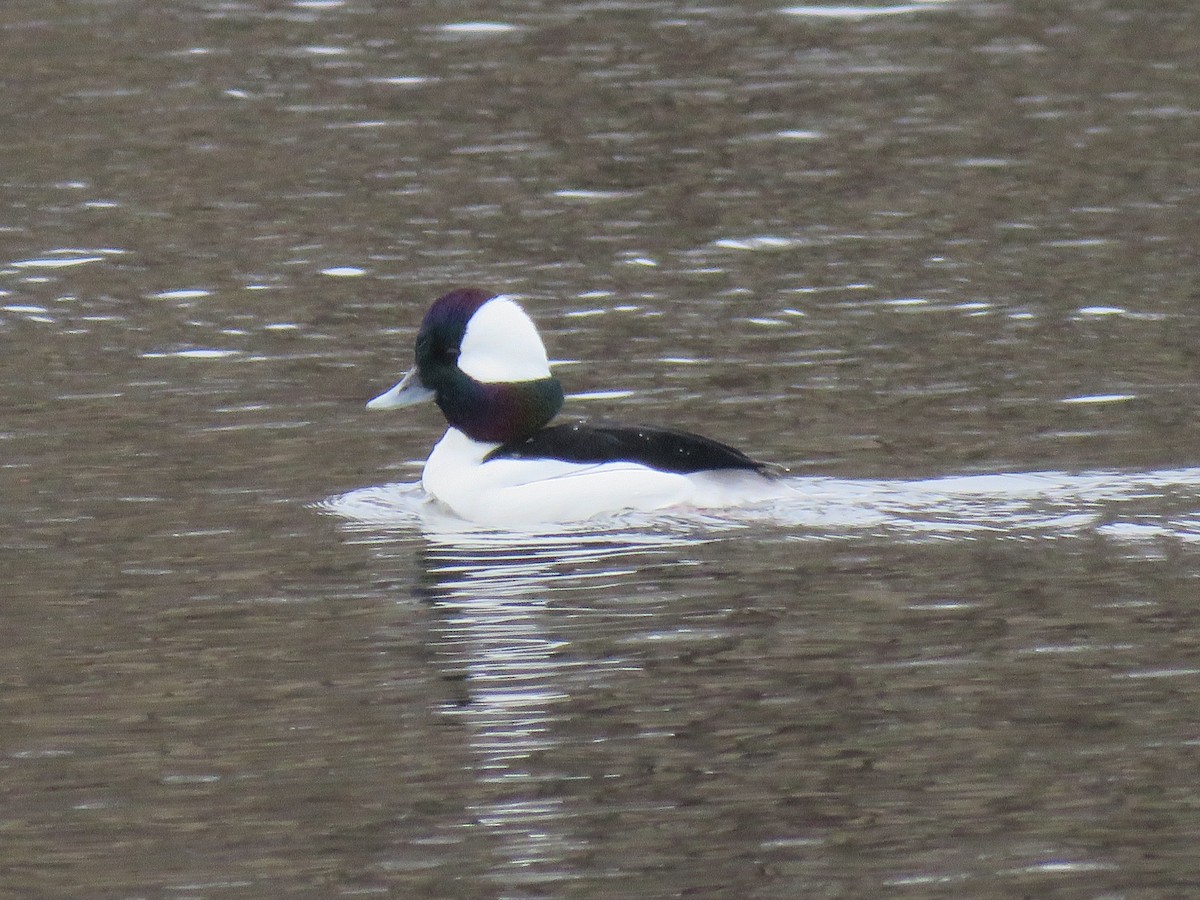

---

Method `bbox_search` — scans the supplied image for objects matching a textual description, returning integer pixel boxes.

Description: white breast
[421,428,699,526]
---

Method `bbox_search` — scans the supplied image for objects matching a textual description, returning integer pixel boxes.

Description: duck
[367,287,781,525]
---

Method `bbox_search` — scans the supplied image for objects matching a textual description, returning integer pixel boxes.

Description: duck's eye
[442,345,460,362]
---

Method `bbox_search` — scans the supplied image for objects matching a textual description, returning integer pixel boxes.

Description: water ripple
[781,1,959,19]
[320,467,1200,545]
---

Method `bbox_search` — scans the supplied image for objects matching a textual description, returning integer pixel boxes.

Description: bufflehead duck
[368,287,780,525]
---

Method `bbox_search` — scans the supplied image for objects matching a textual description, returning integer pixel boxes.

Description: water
[4,0,1200,895]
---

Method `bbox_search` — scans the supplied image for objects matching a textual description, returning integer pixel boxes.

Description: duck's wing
[486,422,776,474]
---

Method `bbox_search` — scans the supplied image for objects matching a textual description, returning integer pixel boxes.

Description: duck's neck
[435,374,564,443]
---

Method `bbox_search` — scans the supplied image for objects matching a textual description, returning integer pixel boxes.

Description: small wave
[317,467,1200,545]
[781,2,958,19]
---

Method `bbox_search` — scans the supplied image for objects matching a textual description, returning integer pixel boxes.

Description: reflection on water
[321,466,1200,886]
[336,511,712,884]
[322,462,1200,892]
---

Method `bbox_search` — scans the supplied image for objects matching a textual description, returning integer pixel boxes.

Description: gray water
[5,0,1200,896]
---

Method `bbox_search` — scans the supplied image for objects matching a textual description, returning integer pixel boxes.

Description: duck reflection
[321,462,1200,884]
[327,485,714,884]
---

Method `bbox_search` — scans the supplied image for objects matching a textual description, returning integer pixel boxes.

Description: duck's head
[368,288,565,443]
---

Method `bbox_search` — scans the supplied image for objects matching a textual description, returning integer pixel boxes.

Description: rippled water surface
[5,0,1200,896]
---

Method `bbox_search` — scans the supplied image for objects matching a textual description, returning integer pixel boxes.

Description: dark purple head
[375,287,564,443]
[417,287,497,349]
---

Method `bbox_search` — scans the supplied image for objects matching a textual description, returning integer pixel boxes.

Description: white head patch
[457,295,553,383]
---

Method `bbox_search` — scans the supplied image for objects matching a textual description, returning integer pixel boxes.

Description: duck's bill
[367,368,435,409]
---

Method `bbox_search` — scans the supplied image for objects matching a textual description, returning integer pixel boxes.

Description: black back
[485,422,769,474]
